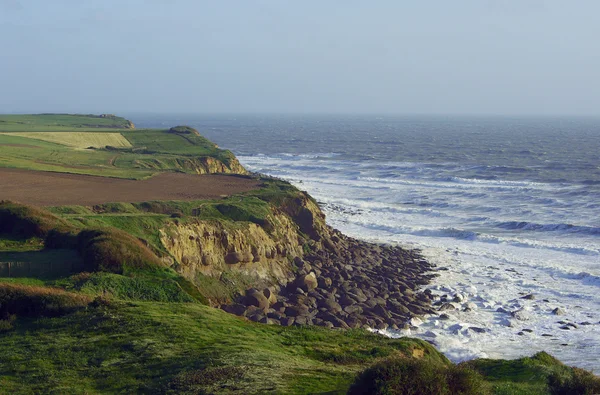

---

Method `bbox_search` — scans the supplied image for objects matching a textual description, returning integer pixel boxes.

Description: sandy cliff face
[160,212,304,284]
[159,192,332,289]
[134,156,248,175]
[195,156,248,175]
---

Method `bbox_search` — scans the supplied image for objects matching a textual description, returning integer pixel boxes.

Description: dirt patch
[0,168,260,206]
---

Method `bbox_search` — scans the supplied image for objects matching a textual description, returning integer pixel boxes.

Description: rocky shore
[221,230,437,330]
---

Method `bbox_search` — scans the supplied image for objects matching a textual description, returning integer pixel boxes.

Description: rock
[221,303,247,316]
[319,299,343,313]
[579,321,592,326]
[496,307,510,314]
[281,317,295,326]
[263,288,278,305]
[522,328,533,333]
[297,272,318,291]
[469,327,486,333]
[521,294,535,300]
[438,313,451,320]
[439,303,457,311]
[560,325,571,330]
[511,309,532,321]
[245,289,270,311]
[552,307,566,316]
[285,305,309,317]
[260,317,275,325]
[344,305,363,315]
[317,277,332,288]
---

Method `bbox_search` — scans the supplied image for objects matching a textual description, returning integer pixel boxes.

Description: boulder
[297,272,319,291]
[221,303,247,316]
[552,307,566,316]
[263,288,278,305]
[245,289,270,311]
[318,298,342,313]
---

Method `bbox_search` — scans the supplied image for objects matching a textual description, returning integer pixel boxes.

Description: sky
[1,0,599,115]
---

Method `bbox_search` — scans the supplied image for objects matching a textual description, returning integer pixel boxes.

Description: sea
[131,114,600,372]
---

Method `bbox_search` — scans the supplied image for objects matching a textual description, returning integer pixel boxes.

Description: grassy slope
[0,301,446,394]
[0,114,235,178]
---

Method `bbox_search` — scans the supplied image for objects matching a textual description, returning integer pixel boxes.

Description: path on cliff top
[0,168,260,206]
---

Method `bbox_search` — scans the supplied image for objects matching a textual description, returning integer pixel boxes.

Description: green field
[0,114,133,132]
[0,114,238,179]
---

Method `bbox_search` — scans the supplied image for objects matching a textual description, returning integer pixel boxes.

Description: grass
[4,132,132,149]
[0,114,243,178]
[0,114,133,132]
[0,301,443,394]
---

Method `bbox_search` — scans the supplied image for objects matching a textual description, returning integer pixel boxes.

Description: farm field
[0,113,134,132]
[0,114,240,179]
[3,132,132,149]
[0,168,259,206]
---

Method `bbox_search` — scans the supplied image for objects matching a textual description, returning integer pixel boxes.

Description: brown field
[0,168,260,206]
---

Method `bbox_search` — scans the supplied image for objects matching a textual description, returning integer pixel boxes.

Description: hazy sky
[1,0,599,115]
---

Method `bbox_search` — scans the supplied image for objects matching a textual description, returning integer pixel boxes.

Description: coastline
[221,226,438,330]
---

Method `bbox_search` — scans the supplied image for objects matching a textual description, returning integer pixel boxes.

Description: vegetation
[0,114,239,178]
[0,113,133,132]
[4,132,132,149]
[348,357,487,395]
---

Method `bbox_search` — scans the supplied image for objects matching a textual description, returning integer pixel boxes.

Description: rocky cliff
[158,186,436,329]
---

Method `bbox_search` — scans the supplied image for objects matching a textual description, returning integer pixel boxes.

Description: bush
[0,201,73,239]
[348,358,488,395]
[548,367,600,395]
[77,228,164,273]
[0,283,91,318]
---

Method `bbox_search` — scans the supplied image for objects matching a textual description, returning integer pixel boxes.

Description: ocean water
[133,114,600,371]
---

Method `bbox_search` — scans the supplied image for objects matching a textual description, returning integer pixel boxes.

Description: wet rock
[511,309,532,321]
[439,303,457,311]
[521,294,535,300]
[469,327,486,333]
[552,307,566,316]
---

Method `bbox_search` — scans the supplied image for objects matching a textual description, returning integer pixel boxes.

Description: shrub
[77,228,164,273]
[0,201,73,239]
[0,283,91,318]
[348,358,488,395]
[548,367,600,395]
[168,125,200,135]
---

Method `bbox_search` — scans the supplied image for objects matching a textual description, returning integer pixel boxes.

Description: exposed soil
[0,168,260,206]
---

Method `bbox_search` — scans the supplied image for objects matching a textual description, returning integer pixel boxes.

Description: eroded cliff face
[160,212,304,284]
[196,156,248,175]
[158,192,332,300]
[134,156,248,175]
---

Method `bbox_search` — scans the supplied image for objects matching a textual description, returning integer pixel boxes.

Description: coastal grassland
[0,113,133,132]
[0,300,445,394]
[0,133,155,178]
[3,132,132,149]
[0,130,235,178]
